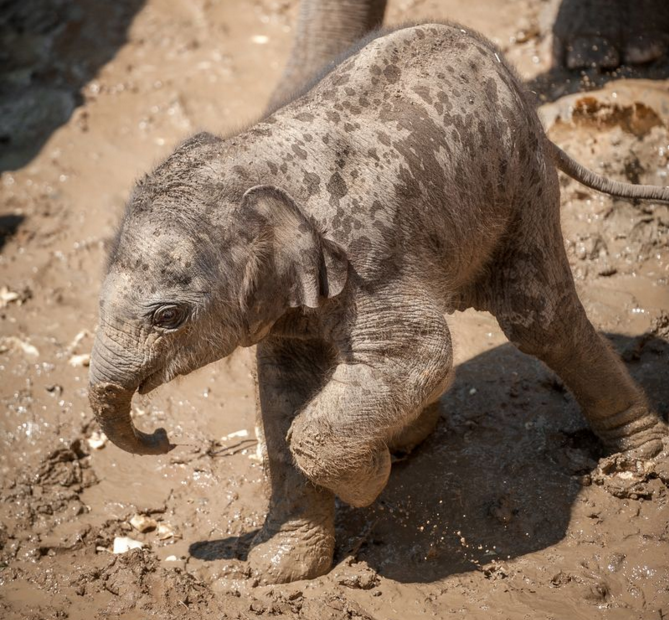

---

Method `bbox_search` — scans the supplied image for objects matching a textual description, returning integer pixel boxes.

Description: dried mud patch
[539,80,669,288]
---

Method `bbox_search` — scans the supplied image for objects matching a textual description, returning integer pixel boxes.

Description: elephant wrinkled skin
[89,23,669,583]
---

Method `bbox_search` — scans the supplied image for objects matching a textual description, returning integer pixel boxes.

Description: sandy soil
[1,0,668,618]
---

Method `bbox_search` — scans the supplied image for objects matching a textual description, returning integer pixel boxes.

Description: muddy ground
[1,0,668,618]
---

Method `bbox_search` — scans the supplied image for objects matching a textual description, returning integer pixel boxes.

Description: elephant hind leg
[387,366,454,455]
[486,230,666,457]
[387,401,441,456]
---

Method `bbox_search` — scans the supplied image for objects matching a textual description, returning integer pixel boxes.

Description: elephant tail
[547,140,669,203]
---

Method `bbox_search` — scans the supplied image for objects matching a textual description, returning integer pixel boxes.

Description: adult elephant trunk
[88,331,173,455]
[268,0,387,109]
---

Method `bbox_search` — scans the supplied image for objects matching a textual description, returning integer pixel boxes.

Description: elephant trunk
[88,333,173,456]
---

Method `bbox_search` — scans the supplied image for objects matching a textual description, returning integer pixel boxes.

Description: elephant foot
[593,404,667,459]
[589,407,668,498]
[387,401,440,456]
[624,33,667,65]
[593,435,669,499]
[248,515,335,584]
[298,442,391,508]
[288,417,392,508]
[332,444,391,507]
[564,35,620,71]
[552,0,669,71]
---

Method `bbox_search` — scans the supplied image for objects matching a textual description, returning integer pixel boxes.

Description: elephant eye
[152,305,187,330]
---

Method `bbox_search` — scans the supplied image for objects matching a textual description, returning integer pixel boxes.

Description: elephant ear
[240,185,349,311]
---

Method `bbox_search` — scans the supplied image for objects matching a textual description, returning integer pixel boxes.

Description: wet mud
[1,0,668,618]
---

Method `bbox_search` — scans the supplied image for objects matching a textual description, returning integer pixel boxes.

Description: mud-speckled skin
[89,23,668,584]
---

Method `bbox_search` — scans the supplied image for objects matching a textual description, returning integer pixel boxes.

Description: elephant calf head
[89,134,348,455]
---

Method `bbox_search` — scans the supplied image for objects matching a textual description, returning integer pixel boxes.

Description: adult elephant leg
[551,0,669,71]
[268,0,387,108]
[552,0,624,70]
[623,0,669,65]
[486,201,666,458]
[248,337,336,584]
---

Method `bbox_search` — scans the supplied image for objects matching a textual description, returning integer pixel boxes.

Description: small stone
[68,353,90,367]
[0,286,20,308]
[87,431,107,450]
[156,522,175,540]
[0,336,39,357]
[616,471,636,480]
[129,514,157,533]
[68,330,91,351]
[221,429,249,441]
[112,536,144,554]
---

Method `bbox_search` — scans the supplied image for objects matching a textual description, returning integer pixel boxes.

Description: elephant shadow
[189,530,258,564]
[189,331,668,583]
[335,331,668,583]
[1,0,146,172]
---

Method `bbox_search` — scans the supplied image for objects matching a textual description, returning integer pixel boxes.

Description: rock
[112,536,144,554]
[334,559,379,590]
[0,286,20,308]
[68,353,90,367]
[539,80,668,137]
[129,514,157,533]
[0,336,39,357]
[221,429,249,441]
[86,431,107,450]
[156,523,176,540]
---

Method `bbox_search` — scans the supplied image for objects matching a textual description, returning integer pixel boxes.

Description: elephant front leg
[289,412,393,507]
[288,295,454,508]
[248,339,336,584]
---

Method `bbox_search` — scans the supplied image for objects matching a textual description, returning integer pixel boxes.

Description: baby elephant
[89,22,669,583]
